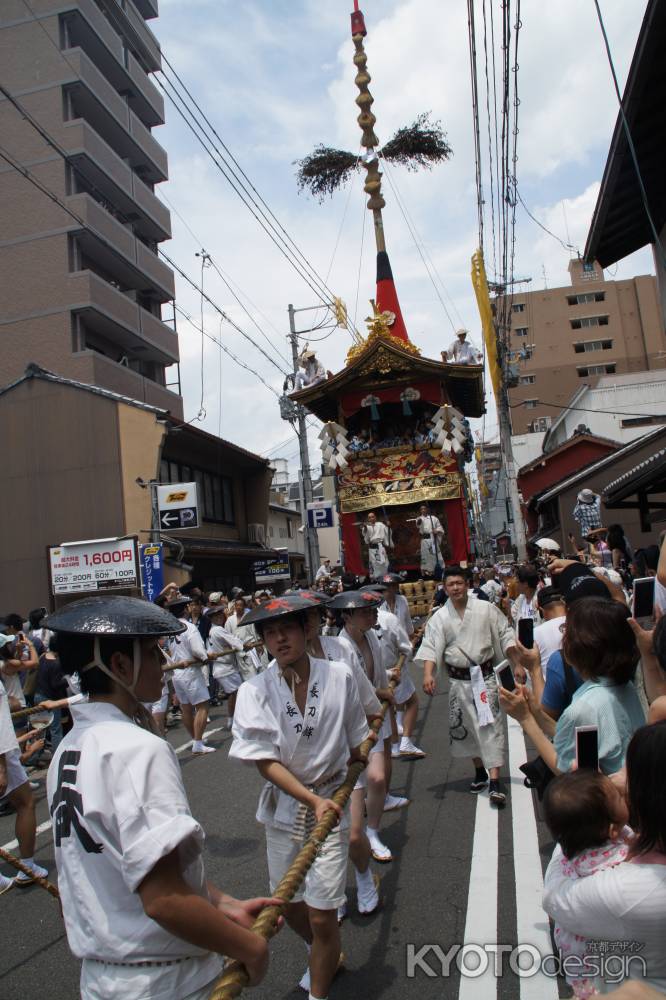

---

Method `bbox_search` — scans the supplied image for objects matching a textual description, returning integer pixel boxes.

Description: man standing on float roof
[229,593,372,1000]
[44,595,279,1000]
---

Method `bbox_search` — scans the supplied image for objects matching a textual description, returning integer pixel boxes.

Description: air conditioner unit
[248,523,266,545]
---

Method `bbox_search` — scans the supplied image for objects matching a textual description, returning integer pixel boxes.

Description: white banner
[49,537,139,595]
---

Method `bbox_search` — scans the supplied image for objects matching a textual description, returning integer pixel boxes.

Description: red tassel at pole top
[351,2,367,36]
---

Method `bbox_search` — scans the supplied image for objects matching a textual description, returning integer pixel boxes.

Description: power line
[156,188,293,368]
[467,0,485,251]
[509,397,666,418]
[156,63,361,342]
[173,303,281,400]
[381,160,459,332]
[159,54,351,313]
[158,249,289,376]
[0,133,290,411]
[10,1,351,357]
[516,189,578,254]
[592,0,666,271]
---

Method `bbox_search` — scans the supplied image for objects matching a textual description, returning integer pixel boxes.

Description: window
[570,315,609,330]
[524,398,538,409]
[519,374,535,384]
[573,339,613,353]
[287,519,295,539]
[505,499,514,523]
[577,363,616,377]
[514,327,528,337]
[620,415,666,428]
[583,261,596,272]
[528,416,552,432]
[567,292,605,305]
[521,346,534,360]
[512,303,526,313]
[159,459,235,524]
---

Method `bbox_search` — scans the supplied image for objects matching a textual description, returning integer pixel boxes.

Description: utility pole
[287,303,321,583]
[492,280,529,562]
[497,383,527,561]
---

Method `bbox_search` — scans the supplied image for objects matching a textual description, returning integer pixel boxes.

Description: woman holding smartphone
[501,597,645,775]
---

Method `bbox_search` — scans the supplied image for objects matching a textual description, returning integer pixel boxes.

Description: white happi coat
[226,611,265,678]
[415,596,515,768]
[361,521,391,579]
[47,702,222,999]
[229,657,368,833]
[416,514,444,575]
[380,593,414,637]
[165,620,208,701]
[376,607,416,704]
[317,634,382,717]
[340,625,392,742]
[207,624,244,680]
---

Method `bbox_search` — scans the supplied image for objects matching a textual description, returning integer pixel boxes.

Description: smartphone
[575,726,599,770]
[494,659,516,692]
[632,577,655,624]
[518,617,534,649]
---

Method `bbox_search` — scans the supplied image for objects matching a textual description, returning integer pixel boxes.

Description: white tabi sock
[355,865,374,889]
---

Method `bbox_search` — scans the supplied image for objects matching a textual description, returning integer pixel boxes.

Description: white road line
[0,724,229,853]
[458,790,498,1000]
[173,724,227,754]
[507,717,559,999]
[2,818,52,853]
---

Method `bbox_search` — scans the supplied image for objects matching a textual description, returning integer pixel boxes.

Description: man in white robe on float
[361,512,392,580]
[415,504,445,578]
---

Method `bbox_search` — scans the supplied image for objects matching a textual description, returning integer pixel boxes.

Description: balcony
[133,0,159,19]
[96,0,161,72]
[74,351,184,417]
[64,47,168,183]
[61,0,164,126]
[69,269,179,364]
[62,121,171,240]
[66,193,175,300]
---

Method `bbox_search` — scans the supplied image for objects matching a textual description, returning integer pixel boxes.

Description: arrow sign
[157,483,199,531]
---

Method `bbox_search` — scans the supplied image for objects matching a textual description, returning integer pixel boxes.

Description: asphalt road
[0,667,567,999]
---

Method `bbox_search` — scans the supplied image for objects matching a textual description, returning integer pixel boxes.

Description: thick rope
[10,703,55,721]
[0,846,60,900]
[207,652,407,1000]
[162,642,263,673]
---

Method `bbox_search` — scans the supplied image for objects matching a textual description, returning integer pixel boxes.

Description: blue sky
[152,0,653,468]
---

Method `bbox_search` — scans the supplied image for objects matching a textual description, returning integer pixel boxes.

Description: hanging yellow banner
[471,249,502,403]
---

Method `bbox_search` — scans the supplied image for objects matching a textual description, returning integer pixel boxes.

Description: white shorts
[0,748,28,801]
[393,670,416,704]
[80,953,223,1000]
[172,667,209,707]
[214,670,243,694]
[150,693,169,715]
[266,820,350,910]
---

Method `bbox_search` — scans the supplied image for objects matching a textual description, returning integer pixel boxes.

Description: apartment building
[0,0,182,416]
[496,258,665,436]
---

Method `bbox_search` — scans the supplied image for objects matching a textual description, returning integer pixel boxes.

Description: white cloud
[153,0,653,466]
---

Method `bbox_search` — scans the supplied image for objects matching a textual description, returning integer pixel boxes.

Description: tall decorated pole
[350,2,411,344]
[296,7,451,349]
[350,2,385,251]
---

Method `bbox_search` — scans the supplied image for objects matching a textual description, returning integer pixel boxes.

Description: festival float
[290,2,485,581]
